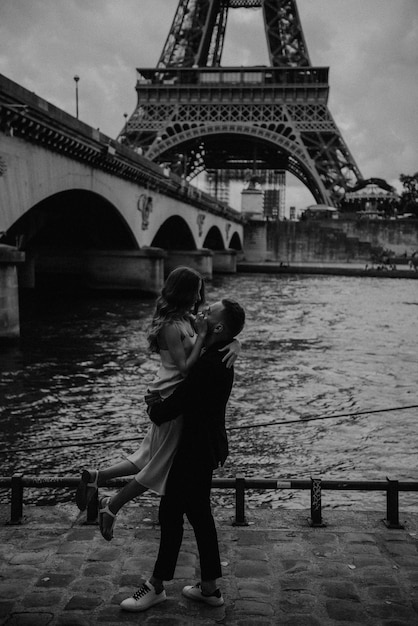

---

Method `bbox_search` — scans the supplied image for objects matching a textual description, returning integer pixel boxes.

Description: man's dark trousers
[152,445,222,582]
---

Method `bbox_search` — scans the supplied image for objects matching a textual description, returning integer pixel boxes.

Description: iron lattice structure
[120,0,363,206]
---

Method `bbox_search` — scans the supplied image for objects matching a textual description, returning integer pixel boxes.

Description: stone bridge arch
[151,215,196,250]
[229,232,242,251]
[4,189,138,253]
[149,211,242,253]
[203,225,224,250]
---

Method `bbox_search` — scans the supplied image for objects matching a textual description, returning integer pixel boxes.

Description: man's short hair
[221,298,245,338]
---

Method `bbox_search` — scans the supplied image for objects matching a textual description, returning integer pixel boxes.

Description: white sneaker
[120,581,166,612]
[182,582,224,606]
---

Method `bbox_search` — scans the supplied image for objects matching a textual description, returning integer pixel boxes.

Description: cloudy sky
[1,0,417,209]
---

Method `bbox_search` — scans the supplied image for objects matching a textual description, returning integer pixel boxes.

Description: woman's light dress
[126,319,197,495]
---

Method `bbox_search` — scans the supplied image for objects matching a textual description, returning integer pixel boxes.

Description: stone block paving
[0,504,417,625]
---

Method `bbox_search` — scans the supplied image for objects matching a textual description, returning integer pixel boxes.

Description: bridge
[0,73,245,307]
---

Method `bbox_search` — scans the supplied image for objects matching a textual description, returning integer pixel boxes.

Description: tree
[399,173,418,216]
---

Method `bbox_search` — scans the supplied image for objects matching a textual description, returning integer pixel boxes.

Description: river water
[0,273,417,513]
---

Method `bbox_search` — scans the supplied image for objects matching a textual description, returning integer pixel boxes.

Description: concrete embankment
[237,262,418,279]
[1,504,417,625]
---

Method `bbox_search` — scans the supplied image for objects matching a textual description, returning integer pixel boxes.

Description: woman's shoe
[99,496,117,541]
[75,469,99,511]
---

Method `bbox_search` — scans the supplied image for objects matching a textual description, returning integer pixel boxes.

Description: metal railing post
[233,475,248,526]
[384,477,404,529]
[9,473,24,525]
[310,477,325,527]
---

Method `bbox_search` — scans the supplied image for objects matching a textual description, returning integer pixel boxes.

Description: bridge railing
[1,474,417,529]
[0,74,244,224]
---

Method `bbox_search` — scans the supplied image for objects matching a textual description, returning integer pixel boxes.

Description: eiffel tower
[120,0,363,207]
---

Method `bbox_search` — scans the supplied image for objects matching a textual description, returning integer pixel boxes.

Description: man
[120,298,245,612]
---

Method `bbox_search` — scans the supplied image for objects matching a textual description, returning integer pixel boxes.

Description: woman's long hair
[147,266,205,353]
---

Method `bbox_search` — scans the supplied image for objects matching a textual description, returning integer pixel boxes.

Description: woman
[76,266,240,540]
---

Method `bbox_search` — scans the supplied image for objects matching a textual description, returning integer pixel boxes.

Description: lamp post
[73,75,80,119]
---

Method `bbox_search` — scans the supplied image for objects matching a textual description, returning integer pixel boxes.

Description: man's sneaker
[182,582,224,607]
[120,581,166,612]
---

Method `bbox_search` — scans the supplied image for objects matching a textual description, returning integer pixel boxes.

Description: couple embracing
[76,266,245,612]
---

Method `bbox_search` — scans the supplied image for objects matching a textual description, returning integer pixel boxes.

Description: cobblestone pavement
[0,504,417,625]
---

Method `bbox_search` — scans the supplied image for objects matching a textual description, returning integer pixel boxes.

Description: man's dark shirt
[149,340,234,469]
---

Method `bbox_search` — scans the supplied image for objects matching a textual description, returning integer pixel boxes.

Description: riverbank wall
[264,219,418,265]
